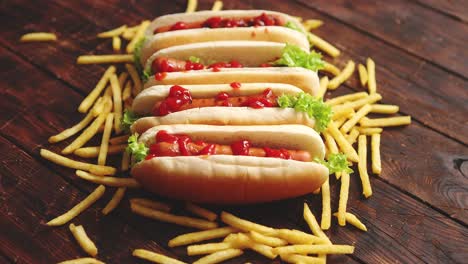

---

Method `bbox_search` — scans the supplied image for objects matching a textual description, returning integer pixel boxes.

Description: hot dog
[127,83,332,134]
[128,124,329,204]
[138,10,308,65]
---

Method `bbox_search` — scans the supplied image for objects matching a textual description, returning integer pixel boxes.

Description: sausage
[151,142,311,162]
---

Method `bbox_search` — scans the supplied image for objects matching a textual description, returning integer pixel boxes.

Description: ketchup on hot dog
[152,57,243,74]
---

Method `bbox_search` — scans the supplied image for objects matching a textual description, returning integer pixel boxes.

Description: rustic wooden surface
[1,0,467,263]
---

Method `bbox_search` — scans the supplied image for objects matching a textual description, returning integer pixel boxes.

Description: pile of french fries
[21,0,412,263]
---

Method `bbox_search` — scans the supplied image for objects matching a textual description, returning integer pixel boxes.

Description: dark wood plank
[411,0,468,23]
[296,0,468,79]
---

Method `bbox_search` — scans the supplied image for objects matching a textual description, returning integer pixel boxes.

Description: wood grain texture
[411,0,468,23]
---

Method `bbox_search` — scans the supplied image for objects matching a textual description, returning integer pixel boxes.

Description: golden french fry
[97,25,127,38]
[321,179,331,230]
[78,66,115,113]
[133,249,187,264]
[110,135,129,145]
[48,111,95,143]
[346,93,382,110]
[327,122,359,162]
[126,20,150,53]
[249,231,288,247]
[276,229,326,245]
[110,74,123,134]
[371,133,382,174]
[98,113,114,165]
[186,202,217,221]
[340,104,372,134]
[185,0,198,13]
[40,149,116,175]
[360,116,411,127]
[77,54,133,64]
[303,19,323,31]
[76,170,141,188]
[20,32,57,42]
[112,36,121,51]
[367,57,377,94]
[130,198,171,212]
[169,227,237,247]
[322,61,341,76]
[74,144,126,158]
[57,258,104,264]
[358,135,372,198]
[303,203,331,244]
[274,244,355,255]
[193,249,243,264]
[317,76,329,98]
[131,203,217,230]
[220,211,276,236]
[343,212,367,231]
[229,233,276,259]
[325,92,368,106]
[102,187,126,215]
[47,185,105,226]
[69,224,98,257]
[122,80,132,101]
[358,64,368,87]
[211,0,223,11]
[333,116,347,129]
[337,171,350,226]
[308,33,340,57]
[370,104,399,114]
[188,242,232,256]
[332,105,354,120]
[280,254,325,264]
[126,63,142,96]
[357,127,383,135]
[122,25,138,40]
[346,128,360,145]
[328,60,355,90]
[121,151,130,171]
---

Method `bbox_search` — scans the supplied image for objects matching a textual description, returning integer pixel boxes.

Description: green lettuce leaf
[284,21,305,34]
[126,134,148,163]
[277,93,332,132]
[121,110,139,133]
[315,153,353,174]
[273,43,324,71]
[189,56,201,63]
[133,36,146,78]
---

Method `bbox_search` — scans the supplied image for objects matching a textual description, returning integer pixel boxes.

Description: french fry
[317,76,329,98]
[185,0,198,13]
[121,151,130,171]
[321,179,331,230]
[303,19,323,31]
[367,57,377,94]
[360,116,411,127]
[323,131,340,177]
[74,144,126,158]
[220,211,276,236]
[110,74,123,134]
[328,60,355,90]
[303,203,331,244]
[337,171,350,226]
[91,97,105,117]
[69,224,98,257]
[122,25,138,40]
[370,104,399,114]
[322,61,341,76]
[102,187,126,215]
[78,65,115,113]
[98,113,114,165]
[76,170,141,188]
[358,135,372,198]
[249,231,288,247]
[40,149,116,175]
[131,202,218,230]
[47,185,105,226]
[308,33,340,57]
[332,105,354,120]
[118,71,128,89]
[338,212,368,231]
[325,92,368,106]
[186,202,217,221]
[327,122,359,162]
[211,0,223,11]
[280,254,325,264]
[358,64,368,87]
[345,93,382,110]
[187,242,232,255]
[130,198,171,212]
[333,116,347,129]
[346,127,360,145]
[276,229,326,245]
[110,135,129,145]
[57,258,104,264]
[20,32,57,42]
[133,249,187,264]
[126,20,150,53]
[48,111,94,143]
[122,80,132,101]
[340,104,372,134]
[357,127,383,135]
[274,244,354,255]
[229,233,277,259]
[112,36,121,51]
[169,227,237,247]
[126,63,142,96]
[371,133,382,174]
[77,54,133,64]
[97,25,127,38]
[193,249,243,264]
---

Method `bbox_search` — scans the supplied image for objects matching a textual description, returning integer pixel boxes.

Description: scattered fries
[48,111,95,143]
[186,202,217,222]
[276,229,326,245]
[346,93,382,110]
[110,74,123,134]
[367,57,377,94]
[69,223,98,257]
[328,60,355,90]
[74,144,126,158]
[126,20,150,53]
[98,113,114,165]
[169,227,237,247]
[185,0,198,13]
[327,122,359,162]
[133,249,186,264]
[76,170,141,188]
[337,172,350,226]
[325,92,368,106]
[280,254,324,264]
[20,32,57,42]
[340,104,372,133]
[302,19,323,31]
[125,63,142,96]
[370,104,399,114]
[358,135,372,198]
[109,135,129,145]
[40,149,116,175]
[130,198,171,212]
[371,133,382,174]
[249,231,288,247]
[221,211,276,236]
[274,244,354,255]
[77,54,133,64]
[360,116,412,127]
[357,127,383,135]
[193,248,243,264]
[102,187,126,215]
[57,258,104,264]
[308,33,340,57]
[97,25,127,38]
[358,63,368,86]
[211,0,223,11]
[187,242,232,256]
[78,65,115,113]
[321,180,331,230]
[322,61,341,76]
[112,36,121,52]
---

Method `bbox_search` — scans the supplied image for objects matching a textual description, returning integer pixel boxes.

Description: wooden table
[1,0,467,263]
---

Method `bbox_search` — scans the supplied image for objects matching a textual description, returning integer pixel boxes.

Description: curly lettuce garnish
[273,44,324,71]
[284,21,305,34]
[315,153,353,174]
[189,56,202,63]
[126,134,148,163]
[277,93,332,132]
[133,36,146,78]
[121,110,139,133]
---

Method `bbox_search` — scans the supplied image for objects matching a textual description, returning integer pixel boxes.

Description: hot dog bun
[132,124,328,204]
[143,67,320,95]
[130,83,315,134]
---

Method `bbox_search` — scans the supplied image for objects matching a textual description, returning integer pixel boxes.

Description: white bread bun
[142,41,292,72]
[132,124,328,204]
[143,67,320,96]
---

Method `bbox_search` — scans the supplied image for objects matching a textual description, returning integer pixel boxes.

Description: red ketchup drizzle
[216,92,230,101]
[154,85,192,116]
[231,140,251,156]
[151,130,193,157]
[170,22,188,31]
[242,88,276,109]
[207,60,243,69]
[264,147,292,159]
[184,60,204,71]
[199,144,216,155]
[230,82,241,89]
[155,72,167,81]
